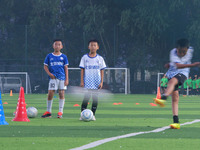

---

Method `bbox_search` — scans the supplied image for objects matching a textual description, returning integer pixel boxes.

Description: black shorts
[169,73,187,91]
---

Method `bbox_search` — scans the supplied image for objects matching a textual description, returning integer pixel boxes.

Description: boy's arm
[165,62,200,69]
[176,62,200,69]
[98,70,104,89]
[64,65,69,86]
[80,68,84,87]
[44,65,55,79]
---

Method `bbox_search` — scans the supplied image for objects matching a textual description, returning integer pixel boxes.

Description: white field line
[70,119,200,150]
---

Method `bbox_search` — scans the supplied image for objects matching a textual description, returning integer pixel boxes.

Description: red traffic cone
[12,87,30,122]
[156,87,161,99]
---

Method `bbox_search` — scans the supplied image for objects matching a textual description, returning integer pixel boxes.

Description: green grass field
[0,93,200,150]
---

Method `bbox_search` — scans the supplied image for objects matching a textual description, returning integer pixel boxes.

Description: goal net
[68,68,130,94]
[0,72,32,94]
[157,73,189,95]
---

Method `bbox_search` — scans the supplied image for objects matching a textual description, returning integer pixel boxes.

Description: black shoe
[41,111,52,118]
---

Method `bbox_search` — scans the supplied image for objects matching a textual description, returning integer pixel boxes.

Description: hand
[164,63,170,69]
[80,82,84,87]
[64,80,69,86]
[49,73,56,79]
[98,82,103,89]
[193,62,200,67]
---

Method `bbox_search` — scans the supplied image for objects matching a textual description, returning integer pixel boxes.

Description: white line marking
[70,119,200,150]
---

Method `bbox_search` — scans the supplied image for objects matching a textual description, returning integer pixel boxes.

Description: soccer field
[0,94,200,150]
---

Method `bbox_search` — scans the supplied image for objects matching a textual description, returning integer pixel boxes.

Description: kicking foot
[170,123,180,129]
[153,98,166,107]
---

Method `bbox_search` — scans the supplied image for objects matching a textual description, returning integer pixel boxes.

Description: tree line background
[0,0,200,93]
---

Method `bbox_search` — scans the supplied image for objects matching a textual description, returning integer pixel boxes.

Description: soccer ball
[81,109,93,121]
[27,107,38,118]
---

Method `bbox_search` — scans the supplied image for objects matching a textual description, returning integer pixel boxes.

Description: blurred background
[0,0,200,94]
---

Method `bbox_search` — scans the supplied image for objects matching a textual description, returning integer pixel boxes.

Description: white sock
[47,100,53,113]
[59,99,65,113]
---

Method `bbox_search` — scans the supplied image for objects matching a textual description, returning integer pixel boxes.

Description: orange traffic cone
[156,87,161,99]
[10,90,13,96]
[12,87,30,122]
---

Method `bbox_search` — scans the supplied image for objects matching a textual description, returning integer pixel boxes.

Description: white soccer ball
[81,109,93,122]
[27,107,38,118]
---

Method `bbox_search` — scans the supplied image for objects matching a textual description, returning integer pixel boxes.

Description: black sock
[161,94,167,100]
[81,93,91,112]
[173,115,179,123]
[91,94,98,116]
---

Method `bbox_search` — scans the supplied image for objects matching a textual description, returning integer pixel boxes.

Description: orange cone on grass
[10,90,13,96]
[156,87,161,99]
[12,87,30,122]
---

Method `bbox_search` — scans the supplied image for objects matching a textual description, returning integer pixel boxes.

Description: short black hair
[176,38,189,48]
[53,39,62,43]
[88,39,99,46]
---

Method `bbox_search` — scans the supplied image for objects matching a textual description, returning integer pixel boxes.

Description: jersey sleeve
[44,54,49,66]
[100,57,106,70]
[63,55,69,66]
[185,48,194,63]
[79,56,85,69]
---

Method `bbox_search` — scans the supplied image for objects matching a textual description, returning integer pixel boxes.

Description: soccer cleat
[41,111,52,118]
[91,116,96,121]
[153,98,166,107]
[57,112,63,118]
[79,117,83,121]
[170,123,180,129]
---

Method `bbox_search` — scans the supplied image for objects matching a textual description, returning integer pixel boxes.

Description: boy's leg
[57,80,67,118]
[42,79,57,118]
[163,78,178,97]
[170,90,181,129]
[47,79,58,113]
[81,92,91,112]
[171,90,179,122]
[41,90,54,118]
[91,93,98,116]
[47,90,54,113]
[58,89,65,114]
[160,87,164,94]
[154,78,178,107]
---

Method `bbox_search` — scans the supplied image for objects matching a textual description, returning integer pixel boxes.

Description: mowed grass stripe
[0,94,200,150]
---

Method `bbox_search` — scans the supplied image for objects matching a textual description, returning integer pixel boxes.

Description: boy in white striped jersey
[154,38,200,129]
[79,39,106,121]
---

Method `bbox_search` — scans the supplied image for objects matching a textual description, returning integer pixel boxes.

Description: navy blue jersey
[44,53,69,80]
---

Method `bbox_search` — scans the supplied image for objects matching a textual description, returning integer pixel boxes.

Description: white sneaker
[91,116,96,121]
[79,117,83,121]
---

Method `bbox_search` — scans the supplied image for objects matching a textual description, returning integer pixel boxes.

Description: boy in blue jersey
[41,39,69,118]
[154,38,200,129]
[79,39,106,121]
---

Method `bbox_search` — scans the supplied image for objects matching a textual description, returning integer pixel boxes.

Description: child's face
[88,42,99,53]
[177,47,188,57]
[53,41,63,52]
